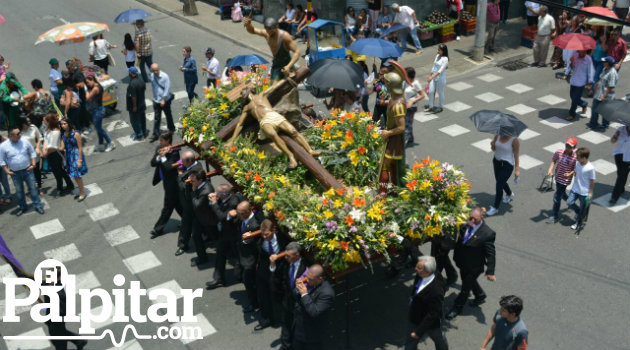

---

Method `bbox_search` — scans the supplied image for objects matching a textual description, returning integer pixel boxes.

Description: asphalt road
[0,1,629,349]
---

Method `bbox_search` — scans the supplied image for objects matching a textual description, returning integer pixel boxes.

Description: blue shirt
[0,139,36,171]
[565,54,594,87]
[182,56,198,84]
[150,71,172,103]
[491,311,528,350]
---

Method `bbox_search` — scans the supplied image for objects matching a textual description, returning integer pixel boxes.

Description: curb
[134,0,272,59]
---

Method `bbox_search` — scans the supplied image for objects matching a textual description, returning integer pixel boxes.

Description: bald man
[293,264,335,349]
[174,150,204,258]
[149,63,175,142]
[235,200,263,313]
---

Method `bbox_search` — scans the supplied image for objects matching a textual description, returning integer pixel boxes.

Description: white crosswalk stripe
[43,243,82,263]
[591,159,616,175]
[86,203,120,221]
[30,218,65,239]
[173,313,217,344]
[4,327,50,350]
[104,225,140,247]
[123,251,162,274]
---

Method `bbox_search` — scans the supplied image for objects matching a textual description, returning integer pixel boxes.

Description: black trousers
[33,160,42,188]
[47,152,73,191]
[453,267,485,310]
[153,188,182,233]
[241,264,258,307]
[404,322,449,350]
[372,104,387,128]
[612,153,630,201]
[94,58,109,73]
[256,271,280,323]
[177,199,194,249]
[281,296,296,349]
[213,233,242,281]
[191,219,214,262]
[448,10,461,36]
[436,253,457,282]
[46,322,80,350]
[152,99,175,138]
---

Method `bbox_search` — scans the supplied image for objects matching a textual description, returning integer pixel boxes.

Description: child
[566,147,595,229]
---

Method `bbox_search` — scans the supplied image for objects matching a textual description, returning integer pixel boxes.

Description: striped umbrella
[35,22,109,46]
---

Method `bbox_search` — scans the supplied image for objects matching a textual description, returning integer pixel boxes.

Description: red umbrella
[552,33,596,50]
[581,6,618,18]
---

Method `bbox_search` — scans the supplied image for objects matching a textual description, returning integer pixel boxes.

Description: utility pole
[472,0,487,61]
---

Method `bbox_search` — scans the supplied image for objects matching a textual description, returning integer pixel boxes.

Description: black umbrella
[307,58,364,91]
[595,99,630,125]
[469,110,528,137]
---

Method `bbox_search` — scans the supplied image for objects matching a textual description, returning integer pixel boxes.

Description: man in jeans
[564,50,593,121]
[546,137,577,224]
[149,63,174,142]
[588,56,618,131]
[391,3,423,54]
[0,126,44,216]
[134,19,153,83]
[567,147,595,230]
[126,67,147,141]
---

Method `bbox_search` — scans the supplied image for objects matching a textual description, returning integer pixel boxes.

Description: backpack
[31,92,54,116]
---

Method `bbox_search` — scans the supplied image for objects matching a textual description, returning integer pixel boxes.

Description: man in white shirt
[149,63,175,142]
[532,6,555,67]
[566,147,595,230]
[391,3,423,54]
[48,58,63,104]
[524,1,540,26]
[202,47,220,88]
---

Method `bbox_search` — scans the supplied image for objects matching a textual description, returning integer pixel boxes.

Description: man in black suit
[149,132,182,238]
[206,184,244,289]
[270,241,310,350]
[405,256,449,350]
[254,219,288,331]
[189,169,216,267]
[446,206,497,320]
[234,200,262,313]
[293,264,335,350]
[430,235,458,287]
[175,150,203,256]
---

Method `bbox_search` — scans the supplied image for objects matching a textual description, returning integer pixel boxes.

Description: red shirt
[487,2,501,23]
[606,37,628,62]
[552,150,577,185]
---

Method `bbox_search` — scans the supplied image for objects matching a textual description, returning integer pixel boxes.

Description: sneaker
[546,217,558,224]
[415,49,424,55]
[503,192,515,203]
[424,106,433,113]
[570,222,579,230]
[104,143,116,152]
[456,36,461,41]
[15,209,24,216]
[486,206,498,216]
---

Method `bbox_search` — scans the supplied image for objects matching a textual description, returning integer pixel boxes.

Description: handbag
[538,174,554,192]
[60,92,80,109]
[107,52,116,67]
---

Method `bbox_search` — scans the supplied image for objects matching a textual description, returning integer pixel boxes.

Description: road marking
[519,129,540,141]
[518,154,543,170]
[23,198,51,216]
[79,305,116,330]
[448,81,473,91]
[591,159,616,175]
[577,131,610,145]
[505,83,533,94]
[414,112,438,123]
[443,101,471,112]
[593,193,630,213]
[84,145,95,156]
[0,292,31,316]
[476,73,502,82]
[471,138,493,153]
[475,92,503,103]
[543,142,565,153]
[104,225,140,247]
[74,270,101,293]
[173,313,217,344]
[0,264,17,279]
[43,243,82,263]
[30,218,65,239]
[148,280,184,304]
[106,120,130,132]
[158,44,177,49]
[439,124,470,137]
[123,251,162,274]
[117,135,145,147]
[540,116,571,129]
[506,104,536,115]
[86,203,120,221]
[537,94,566,105]
[5,327,50,350]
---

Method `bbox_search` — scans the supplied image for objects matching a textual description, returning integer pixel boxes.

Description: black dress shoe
[446,278,457,287]
[150,229,163,239]
[174,248,186,256]
[190,257,208,267]
[254,319,271,331]
[445,308,461,320]
[149,136,158,143]
[243,304,256,313]
[470,296,487,307]
[205,280,225,290]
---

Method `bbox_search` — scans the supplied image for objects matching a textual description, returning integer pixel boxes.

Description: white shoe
[104,143,116,152]
[456,36,461,41]
[486,206,498,216]
[503,192,515,203]
[570,222,579,230]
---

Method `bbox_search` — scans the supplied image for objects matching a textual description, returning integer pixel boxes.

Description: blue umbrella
[225,54,269,67]
[347,38,403,58]
[379,24,407,38]
[114,9,151,23]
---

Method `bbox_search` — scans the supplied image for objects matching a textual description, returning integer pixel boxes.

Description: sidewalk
[136,0,533,79]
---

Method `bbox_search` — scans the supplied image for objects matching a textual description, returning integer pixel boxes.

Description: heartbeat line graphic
[3,325,152,348]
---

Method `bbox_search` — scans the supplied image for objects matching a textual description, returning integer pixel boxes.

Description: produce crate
[462,18,477,31]
[421,38,437,48]
[419,30,434,40]
[438,23,455,36]
[520,37,534,48]
[522,25,537,40]
[439,34,455,43]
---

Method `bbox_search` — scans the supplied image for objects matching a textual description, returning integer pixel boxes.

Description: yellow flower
[222,112,231,118]
[340,141,349,149]
[276,175,288,186]
[420,180,431,191]
[322,131,331,140]
[329,120,338,126]
[432,167,440,177]
[371,132,380,139]
[400,192,410,201]
[367,203,383,221]
[327,239,339,250]
[333,199,343,208]
[334,131,343,139]
[324,188,336,198]
[323,210,334,219]
[257,151,266,160]
[343,250,362,263]
[182,119,188,128]
[219,103,229,111]
[201,124,209,132]
[262,85,269,91]
[348,150,359,166]
[266,202,274,210]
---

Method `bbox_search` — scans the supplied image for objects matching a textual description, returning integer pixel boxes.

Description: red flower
[340,241,350,251]
[229,145,237,152]
[275,210,285,220]
[345,216,355,226]
[268,191,276,199]
[406,180,418,191]
[254,173,262,182]
[412,162,423,172]
[357,147,366,155]
[336,188,346,196]
[432,175,443,181]
[352,197,366,207]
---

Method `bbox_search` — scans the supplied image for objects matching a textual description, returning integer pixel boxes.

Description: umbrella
[469,110,528,137]
[379,24,407,38]
[585,17,618,26]
[0,13,5,24]
[552,33,596,50]
[307,58,364,91]
[595,99,630,125]
[581,6,618,18]
[35,22,109,45]
[348,38,403,58]
[225,54,269,67]
[114,8,152,24]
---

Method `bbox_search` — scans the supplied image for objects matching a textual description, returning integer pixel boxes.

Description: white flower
[445,164,454,172]
[349,208,366,223]
[429,205,437,216]
[198,134,204,143]
[389,222,400,234]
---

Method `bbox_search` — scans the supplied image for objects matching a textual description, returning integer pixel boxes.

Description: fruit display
[418,22,431,30]
[426,11,450,25]
[461,11,475,21]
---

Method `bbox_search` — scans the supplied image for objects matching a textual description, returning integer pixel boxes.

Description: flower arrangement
[180,82,473,272]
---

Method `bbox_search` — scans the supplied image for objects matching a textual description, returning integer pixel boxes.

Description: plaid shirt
[135,28,153,57]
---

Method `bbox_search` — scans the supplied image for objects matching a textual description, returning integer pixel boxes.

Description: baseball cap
[205,47,215,55]
[602,56,615,64]
[49,58,59,65]
[127,66,139,75]
[565,137,578,147]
